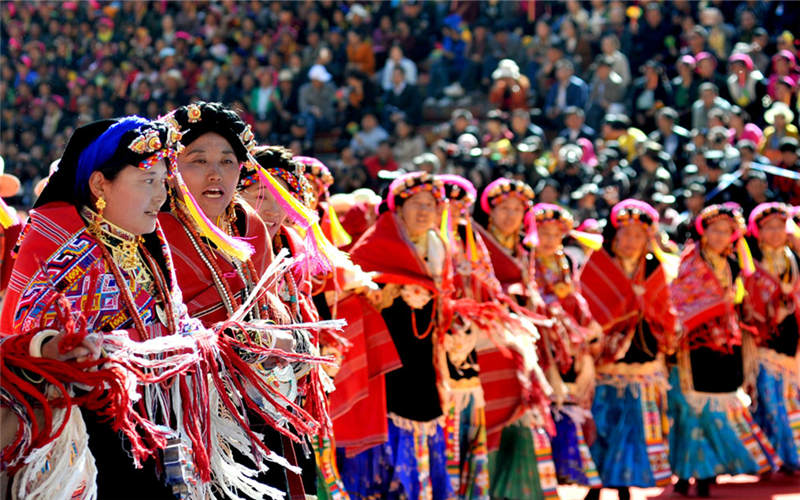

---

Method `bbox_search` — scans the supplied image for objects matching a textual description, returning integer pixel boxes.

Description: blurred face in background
[491,197,526,238]
[758,216,788,250]
[702,219,734,255]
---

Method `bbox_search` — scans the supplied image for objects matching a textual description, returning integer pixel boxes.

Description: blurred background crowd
[2,0,800,243]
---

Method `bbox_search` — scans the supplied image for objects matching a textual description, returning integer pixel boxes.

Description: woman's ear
[88,170,108,202]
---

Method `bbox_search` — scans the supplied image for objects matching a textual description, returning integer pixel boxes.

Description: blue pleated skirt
[752,351,800,470]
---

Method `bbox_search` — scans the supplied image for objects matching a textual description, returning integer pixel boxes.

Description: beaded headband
[695,203,746,240]
[479,177,535,214]
[530,203,574,232]
[438,174,477,212]
[610,199,659,230]
[748,202,789,238]
[295,156,334,195]
[387,171,445,212]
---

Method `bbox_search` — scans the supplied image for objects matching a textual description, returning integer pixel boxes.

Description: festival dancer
[297,155,353,249]
[743,202,800,472]
[669,203,781,497]
[345,171,454,499]
[578,199,678,500]
[240,145,362,500]
[475,177,560,500]
[156,102,327,497]
[527,203,602,489]
[0,117,306,499]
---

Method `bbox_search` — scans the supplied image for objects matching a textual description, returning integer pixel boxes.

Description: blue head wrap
[75,116,151,197]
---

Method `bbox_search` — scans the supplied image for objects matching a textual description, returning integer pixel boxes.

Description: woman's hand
[41,332,102,363]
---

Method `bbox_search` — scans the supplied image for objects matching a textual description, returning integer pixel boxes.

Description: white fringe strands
[12,406,97,500]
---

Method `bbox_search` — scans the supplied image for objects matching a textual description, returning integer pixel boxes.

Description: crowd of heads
[2,0,800,243]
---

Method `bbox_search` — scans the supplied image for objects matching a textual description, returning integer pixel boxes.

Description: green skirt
[488,422,557,500]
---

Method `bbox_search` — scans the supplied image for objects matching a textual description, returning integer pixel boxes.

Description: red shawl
[579,249,677,361]
[473,225,555,449]
[158,202,271,325]
[349,211,437,291]
[743,253,800,345]
[671,245,743,352]
[329,293,400,457]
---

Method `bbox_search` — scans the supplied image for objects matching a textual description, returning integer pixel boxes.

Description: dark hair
[171,101,253,162]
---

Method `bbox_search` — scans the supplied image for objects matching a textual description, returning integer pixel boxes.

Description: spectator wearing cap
[427,14,467,100]
[571,182,601,221]
[649,107,691,169]
[699,7,735,61]
[726,53,766,122]
[728,105,763,147]
[708,125,741,165]
[586,55,627,130]
[482,109,514,147]
[350,112,389,158]
[600,33,632,86]
[535,178,562,205]
[392,119,426,170]
[298,64,337,150]
[447,109,480,143]
[702,149,737,203]
[674,183,707,243]
[630,141,674,200]
[544,59,589,125]
[346,29,375,75]
[382,65,422,127]
[552,143,589,194]
[695,51,728,97]
[509,109,545,144]
[558,106,596,142]
[740,170,775,217]
[774,137,800,205]
[749,27,771,75]
[250,67,280,122]
[629,60,673,132]
[767,49,799,100]
[761,102,799,162]
[516,136,551,188]
[594,147,632,201]
[672,55,701,124]
[692,82,731,130]
[362,140,398,183]
[630,3,672,70]
[601,113,647,162]
[379,44,418,92]
[488,59,531,112]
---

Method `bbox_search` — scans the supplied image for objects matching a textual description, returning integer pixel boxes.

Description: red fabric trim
[349,211,435,290]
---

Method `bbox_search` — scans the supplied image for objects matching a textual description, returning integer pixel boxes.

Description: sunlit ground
[557,474,800,500]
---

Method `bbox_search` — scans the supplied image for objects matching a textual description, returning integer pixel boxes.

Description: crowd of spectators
[2,0,800,242]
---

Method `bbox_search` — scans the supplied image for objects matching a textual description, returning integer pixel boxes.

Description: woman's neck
[490,225,517,252]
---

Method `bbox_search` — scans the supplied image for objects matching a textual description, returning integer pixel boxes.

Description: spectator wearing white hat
[761,101,799,162]
[298,64,337,150]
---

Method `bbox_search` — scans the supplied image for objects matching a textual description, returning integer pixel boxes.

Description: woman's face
[758,216,788,250]
[239,176,289,238]
[614,223,648,260]
[177,132,241,221]
[703,219,734,255]
[398,190,438,240]
[491,197,526,238]
[536,221,564,257]
[91,159,168,235]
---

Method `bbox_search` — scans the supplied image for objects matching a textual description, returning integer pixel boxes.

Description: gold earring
[96,196,107,216]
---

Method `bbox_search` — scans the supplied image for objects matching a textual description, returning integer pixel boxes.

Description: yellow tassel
[734,276,746,304]
[651,238,680,283]
[175,174,253,261]
[439,205,450,246]
[787,216,800,239]
[736,237,755,277]
[0,198,15,229]
[466,218,479,264]
[327,204,352,248]
[569,230,603,251]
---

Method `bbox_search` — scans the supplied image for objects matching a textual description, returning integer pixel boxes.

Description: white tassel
[13,406,97,500]
[208,386,298,500]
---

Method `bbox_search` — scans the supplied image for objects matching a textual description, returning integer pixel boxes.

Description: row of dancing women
[1,102,798,500]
